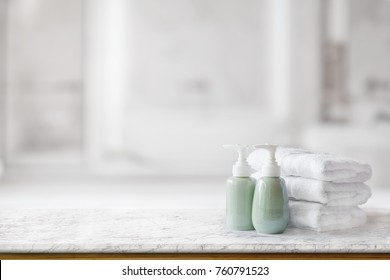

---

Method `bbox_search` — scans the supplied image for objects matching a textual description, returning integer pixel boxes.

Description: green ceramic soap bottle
[223,144,256,231]
[251,144,290,234]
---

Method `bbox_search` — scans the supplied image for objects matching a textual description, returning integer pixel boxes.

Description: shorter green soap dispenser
[223,144,256,231]
[251,144,290,234]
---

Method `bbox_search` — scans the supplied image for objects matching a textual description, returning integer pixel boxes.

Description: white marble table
[0,209,389,253]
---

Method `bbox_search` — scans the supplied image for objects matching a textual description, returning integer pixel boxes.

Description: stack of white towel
[248,147,372,232]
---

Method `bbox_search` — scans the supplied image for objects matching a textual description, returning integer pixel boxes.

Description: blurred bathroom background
[0,0,389,208]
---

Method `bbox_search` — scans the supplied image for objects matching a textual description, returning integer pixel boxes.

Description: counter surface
[1,209,389,253]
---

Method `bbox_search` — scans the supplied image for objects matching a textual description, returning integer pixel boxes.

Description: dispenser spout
[223,144,253,177]
[252,144,280,177]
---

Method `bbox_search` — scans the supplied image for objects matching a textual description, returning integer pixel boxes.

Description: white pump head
[223,144,253,177]
[253,144,280,177]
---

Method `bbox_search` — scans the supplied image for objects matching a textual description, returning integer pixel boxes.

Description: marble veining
[0,209,390,253]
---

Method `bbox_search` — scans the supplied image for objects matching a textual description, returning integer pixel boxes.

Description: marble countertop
[0,208,390,253]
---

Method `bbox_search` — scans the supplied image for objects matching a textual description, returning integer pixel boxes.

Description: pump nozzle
[253,144,280,177]
[223,144,253,177]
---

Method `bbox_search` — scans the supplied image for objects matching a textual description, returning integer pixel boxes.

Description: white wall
[124,0,270,175]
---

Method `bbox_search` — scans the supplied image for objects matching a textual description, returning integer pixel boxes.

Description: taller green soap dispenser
[223,144,256,231]
[251,144,290,234]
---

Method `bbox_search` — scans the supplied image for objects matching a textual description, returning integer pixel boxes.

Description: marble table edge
[1,244,389,253]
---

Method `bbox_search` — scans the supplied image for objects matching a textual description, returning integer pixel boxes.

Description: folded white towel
[251,172,371,206]
[289,200,367,231]
[248,146,372,183]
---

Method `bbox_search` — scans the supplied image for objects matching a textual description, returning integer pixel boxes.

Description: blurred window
[2,0,270,175]
[3,0,83,167]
